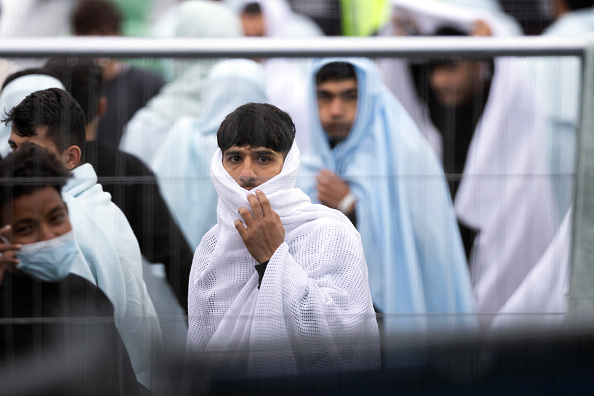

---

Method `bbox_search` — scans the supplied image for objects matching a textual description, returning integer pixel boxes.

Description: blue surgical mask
[16,231,79,282]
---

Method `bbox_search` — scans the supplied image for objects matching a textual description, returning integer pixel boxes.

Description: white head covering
[226,0,323,38]
[378,1,559,325]
[120,2,243,164]
[0,74,65,157]
[147,1,243,121]
[151,59,268,248]
[187,141,380,376]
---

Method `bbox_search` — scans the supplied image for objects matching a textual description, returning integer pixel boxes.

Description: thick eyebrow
[316,88,358,96]
[254,150,277,157]
[47,205,66,218]
[224,150,243,157]
[341,88,358,95]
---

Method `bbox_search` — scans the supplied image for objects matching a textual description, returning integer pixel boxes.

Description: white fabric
[63,163,162,389]
[378,3,559,325]
[489,208,572,332]
[388,0,515,37]
[120,1,242,165]
[226,0,323,152]
[187,143,380,377]
[227,0,323,38]
[152,59,268,249]
[0,74,65,157]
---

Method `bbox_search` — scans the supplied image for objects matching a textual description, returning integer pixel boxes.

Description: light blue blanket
[297,57,476,334]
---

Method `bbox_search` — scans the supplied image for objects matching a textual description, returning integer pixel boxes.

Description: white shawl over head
[378,2,559,324]
[187,141,380,378]
[0,74,65,157]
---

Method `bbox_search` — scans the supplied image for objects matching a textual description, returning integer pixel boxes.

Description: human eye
[343,91,358,102]
[49,210,67,225]
[317,91,331,102]
[8,141,17,151]
[226,155,241,163]
[258,156,270,163]
[13,223,33,236]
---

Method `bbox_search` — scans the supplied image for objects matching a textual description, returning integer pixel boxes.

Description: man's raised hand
[234,190,285,263]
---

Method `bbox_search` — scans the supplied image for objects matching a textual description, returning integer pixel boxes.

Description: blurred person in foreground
[72,0,165,148]
[44,57,193,311]
[4,87,162,390]
[184,103,380,379]
[0,143,141,395]
[297,58,475,342]
[378,1,558,328]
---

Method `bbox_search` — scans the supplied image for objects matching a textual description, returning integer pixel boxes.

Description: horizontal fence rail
[0,36,587,59]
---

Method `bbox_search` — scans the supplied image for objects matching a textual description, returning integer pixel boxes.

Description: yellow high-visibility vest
[340,0,390,36]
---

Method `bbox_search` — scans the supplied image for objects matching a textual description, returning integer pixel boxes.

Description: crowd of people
[0,0,590,393]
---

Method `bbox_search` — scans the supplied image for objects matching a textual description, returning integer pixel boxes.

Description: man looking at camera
[185,103,379,379]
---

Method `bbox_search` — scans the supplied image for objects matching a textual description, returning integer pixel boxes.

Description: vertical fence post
[569,33,594,319]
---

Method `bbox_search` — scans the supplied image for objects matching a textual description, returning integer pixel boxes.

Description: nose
[238,159,257,183]
[430,68,449,91]
[39,223,58,242]
[329,97,344,118]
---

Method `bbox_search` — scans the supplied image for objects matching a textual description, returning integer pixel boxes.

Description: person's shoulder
[61,274,115,316]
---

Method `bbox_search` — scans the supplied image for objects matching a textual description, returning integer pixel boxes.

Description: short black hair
[315,62,357,85]
[0,143,71,221]
[1,68,60,91]
[434,26,468,37]
[72,0,121,35]
[2,88,87,160]
[44,58,103,124]
[217,103,295,158]
[242,2,262,15]
[566,0,594,10]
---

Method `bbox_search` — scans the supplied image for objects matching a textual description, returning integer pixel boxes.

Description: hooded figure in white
[152,59,268,249]
[186,103,380,378]
[378,0,559,326]
[120,1,243,165]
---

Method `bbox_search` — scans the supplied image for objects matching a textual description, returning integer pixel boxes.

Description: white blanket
[379,1,559,326]
[187,143,380,377]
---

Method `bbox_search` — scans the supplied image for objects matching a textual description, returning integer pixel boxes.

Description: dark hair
[1,68,60,91]
[44,58,103,124]
[72,0,121,35]
[315,62,357,85]
[217,103,295,158]
[433,26,468,37]
[2,88,87,160]
[242,2,262,15]
[0,143,71,220]
[566,0,594,10]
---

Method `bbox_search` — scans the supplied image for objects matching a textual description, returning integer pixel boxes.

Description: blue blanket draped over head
[297,57,476,334]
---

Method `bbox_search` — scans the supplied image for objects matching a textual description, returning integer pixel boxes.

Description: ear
[98,96,107,118]
[61,145,82,170]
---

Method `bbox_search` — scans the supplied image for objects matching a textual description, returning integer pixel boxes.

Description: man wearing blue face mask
[0,143,141,394]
